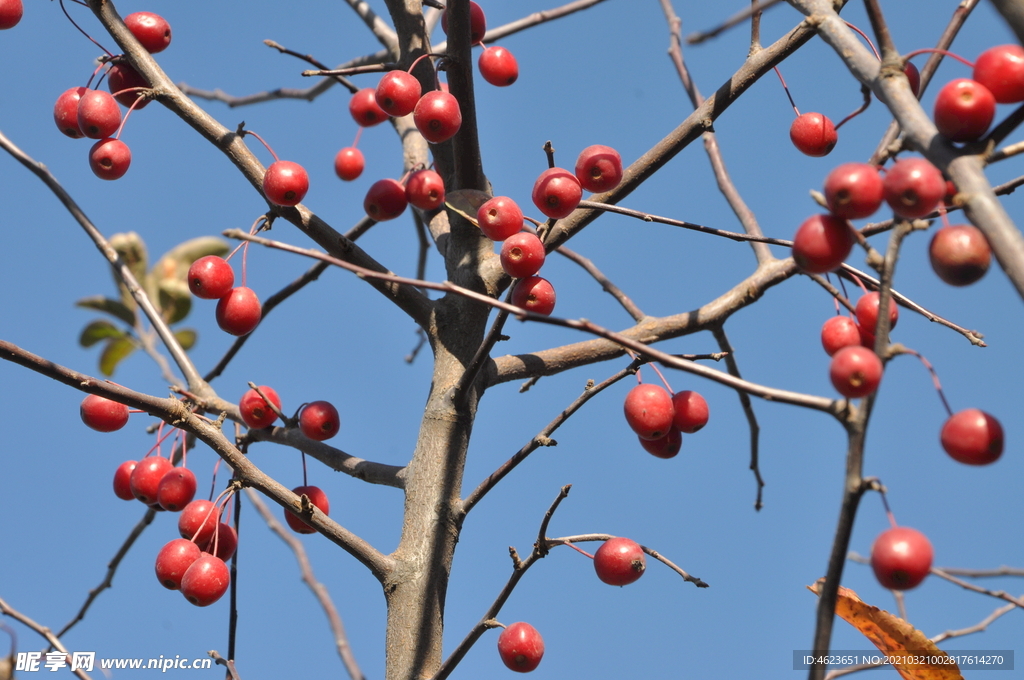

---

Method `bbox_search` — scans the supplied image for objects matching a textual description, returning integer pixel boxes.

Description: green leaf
[79,320,126,348]
[158,278,192,324]
[109,232,148,310]
[99,337,137,376]
[174,328,197,350]
[75,296,136,326]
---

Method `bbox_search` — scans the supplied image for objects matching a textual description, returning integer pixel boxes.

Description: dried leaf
[444,189,489,226]
[808,581,963,680]
[75,296,136,326]
[99,337,137,377]
[79,320,126,347]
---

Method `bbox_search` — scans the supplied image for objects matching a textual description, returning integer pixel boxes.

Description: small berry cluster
[622,382,709,459]
[52,11,173,181]
[187,255,262,336]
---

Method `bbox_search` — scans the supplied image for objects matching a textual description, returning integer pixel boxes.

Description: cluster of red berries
[187,255,262,336]
[155,498,237,606]
[496,536,646,673]
[931,45,1024,143]
[622,382,709,459]
[440,3,519,87]
[52,11,172,181]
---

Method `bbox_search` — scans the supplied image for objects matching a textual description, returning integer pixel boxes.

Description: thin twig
[209,651,240,680]
[263,40,358,93]
[245,490,365,680]
[936,566,1024,578]
[0,597,91,680]
[686,0,784,45]
[553,245,645,321]
[56,508,157,638]
[711,326,764,510]
[461,365,639,517]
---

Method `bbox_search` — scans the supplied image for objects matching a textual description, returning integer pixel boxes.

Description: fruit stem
[59,0,114,57]
[558,541,595,559]
[902,48,974,69]
[244,130,280,163]
[773,66,800,117]
[112,90,148,140]
[143,424,177,460]
[208,458,223,501]
[351,126,363,149]
[877,488,898,530]
[542,140,556,169]
[899,348,954,417]
[833,84,871,132]
[844,21,880,60]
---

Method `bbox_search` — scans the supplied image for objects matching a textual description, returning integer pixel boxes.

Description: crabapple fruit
[789,112,837,156]
[364,178,408,221]
[973,44,1024,103]
[442,1,486,44]
[940,409,1003,465]
[180,554,230,606]
[855,292,898,334]
[124,11,171,53]
[334,147,365,182]
[349,88,389,127]
[179,499,219,545]
[413,90,462,143]
[882,157,945,219]
[823,162,883,220]
[929,224,991,286]
[129,456,174,505]
[77,90,121,139]
[623,384,675,441]
[639,427,682,459]
[285,485,330,534]
[375,71,421,117]
[299,400,340,441]
[53,87,87,138]
[80,394,130,432]
[107,62,151,109]
[933,78,995,142]
[478,46,519,86]
[0,0,23,29]
[671,390,709,433]
[89,138,132,180]
[405,169,446,210]
[216,287,262,336]
[500,232,546,279]
[187,256,234,299]
[574,144,623,193]
[510,275,556,316]
[829,346,883,399]
[113,460,138,500]
[157,467,197,512]
[477,196,524,242]
[239,385,281,430]
[593,536,647,585]
[202,522,238,562]
[871,526,933,590]
[820,316,861,357]
[155,538,201,590]
[531,167,582,219]
[263,160,309,207]
[497,622,544,673]
[791,214,854,273]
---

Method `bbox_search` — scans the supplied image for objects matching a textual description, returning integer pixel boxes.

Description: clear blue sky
[1,1,1021,678]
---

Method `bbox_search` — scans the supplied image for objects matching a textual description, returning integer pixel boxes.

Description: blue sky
[0,1,1021,678]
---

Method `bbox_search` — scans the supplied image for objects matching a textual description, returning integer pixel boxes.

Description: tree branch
[0,597,91,680]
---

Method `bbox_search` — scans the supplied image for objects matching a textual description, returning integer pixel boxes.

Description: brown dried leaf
[808,581,963,680]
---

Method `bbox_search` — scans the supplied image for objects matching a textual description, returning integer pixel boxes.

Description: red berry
[364,178,408,221]
[157,467,197,512]
[216,287,262,336]
[349,88,389,127]
[940,409,1003,465]
[107,63,150,109]
[80,394,130,432]
[532,167,582,219]
[89,138,132,181]
[574,144,623,193]
[973,44,1024,103]
[497,622,544,673]
[107,61,151,109]
[0,0,22,29]
[929,224,991,286]
[299,400,340,441]
[77,90,121,139]
[882,157,946,219]
[202,523,238,562]
[180,554,230,606]
[239,385,281,430]
[53,87,87,138]
[820,316,861,356]
[823,163,884,219]
[934,78,995,142]
[187,256,235,299]
[129,456,174,505]
[263,160,309,207]
[870,526,933,590]
[285,485,330,534]
[904,61,921,97]
[155,538,201,590]
[791,214,855,274]
[829,346,883,399]
[477,196,524,241]
[442,1,486,45]
[413,90,462,143]
[375,71,421,117]
[113,460,138,500]
[405,169,446,210]
[638,427,682,459]
[478,46,519,86]
[334,147,365,181]
[671,390,709,433]
[789,112,837,156]
[593,536,646,585]
[179,499,219,545]
[124,12,171,53]
[510,275,556,316]
[623,384,675,440]
[855,292,898,334]
[500,232,546,278]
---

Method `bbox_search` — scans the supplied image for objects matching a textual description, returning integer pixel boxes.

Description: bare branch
[263,39,359,93]
[341,0,399,53]
[209,651,241,680]
[431,0,611,53]
[0,597,91,680]
[936,565,1024,578]
[553,244,645,322]
[56,508,157,638]
[547,534,708,587]
[245,490,366,680]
